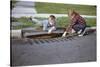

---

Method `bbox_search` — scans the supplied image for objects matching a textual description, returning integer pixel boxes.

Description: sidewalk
[33,14,96,18]
[11,1,96,18]
[12,1,37,18]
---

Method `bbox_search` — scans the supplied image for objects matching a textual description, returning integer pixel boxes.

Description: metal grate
[28,34,77,45]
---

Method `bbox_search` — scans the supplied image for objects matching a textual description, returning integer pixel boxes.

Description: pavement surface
[12,1,37,18]
[11,1,96,66]
[11,32,96,66]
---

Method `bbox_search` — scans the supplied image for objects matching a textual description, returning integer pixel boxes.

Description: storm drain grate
[29,35,77,45]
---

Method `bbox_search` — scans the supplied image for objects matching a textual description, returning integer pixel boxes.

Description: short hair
[49,15,56,19]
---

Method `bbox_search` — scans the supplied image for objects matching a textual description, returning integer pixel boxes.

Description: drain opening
[26,33,63,39]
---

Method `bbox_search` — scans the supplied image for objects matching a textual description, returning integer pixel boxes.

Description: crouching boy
[62,10,86,37]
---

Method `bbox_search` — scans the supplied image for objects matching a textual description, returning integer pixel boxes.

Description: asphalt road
[11,32,96,66]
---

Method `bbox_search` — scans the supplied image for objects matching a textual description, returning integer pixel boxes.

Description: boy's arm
[66,16,78,32]
[49,21,56,27]
[66,21,75,33]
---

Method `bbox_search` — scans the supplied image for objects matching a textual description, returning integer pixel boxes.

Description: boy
[42,15,56,33]
[62,10,86,37]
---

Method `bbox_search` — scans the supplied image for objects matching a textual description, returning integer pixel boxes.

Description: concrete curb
[10,26,96,38]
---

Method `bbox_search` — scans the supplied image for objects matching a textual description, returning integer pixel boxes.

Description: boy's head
[49,15,56,20]
[68,10,79,19]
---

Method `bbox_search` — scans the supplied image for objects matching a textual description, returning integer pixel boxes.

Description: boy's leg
[73,24,86,33]
[78,24,86,36]
[72,24,80,33]
[72,24,86,36]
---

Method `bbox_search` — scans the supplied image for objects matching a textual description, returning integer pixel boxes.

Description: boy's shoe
[77,29,82,34]
[77,29,85,36]
[78,34,84,37]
